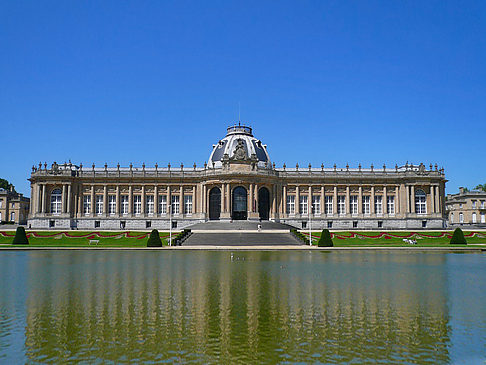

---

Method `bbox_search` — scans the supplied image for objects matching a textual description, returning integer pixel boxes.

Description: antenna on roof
[238,101,241,123]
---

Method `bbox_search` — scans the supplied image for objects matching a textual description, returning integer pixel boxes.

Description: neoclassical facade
[446,187,486,227]
[28,125,447,230]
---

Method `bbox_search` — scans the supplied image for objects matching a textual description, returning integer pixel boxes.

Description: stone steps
[182,232,303,246]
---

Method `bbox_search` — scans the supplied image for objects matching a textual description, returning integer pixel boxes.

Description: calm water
[0,251,485,364]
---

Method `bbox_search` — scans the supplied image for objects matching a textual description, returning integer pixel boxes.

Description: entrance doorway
[258,187,270,220]
[232,186,248,220]
[209,187,221,220]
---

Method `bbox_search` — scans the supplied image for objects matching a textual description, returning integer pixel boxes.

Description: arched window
[415,189,426,214]
[472,213,477,224]
[50,188,62,214]
[459,213,464,224]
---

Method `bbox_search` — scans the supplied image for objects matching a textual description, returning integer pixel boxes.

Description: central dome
[208,124,271,168]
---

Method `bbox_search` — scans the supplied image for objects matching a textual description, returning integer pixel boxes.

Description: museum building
[28,124,447,230]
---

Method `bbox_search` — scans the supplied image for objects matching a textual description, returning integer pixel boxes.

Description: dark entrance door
[209,187,221,220]
[232,186,247,220]
[258,187,270,220]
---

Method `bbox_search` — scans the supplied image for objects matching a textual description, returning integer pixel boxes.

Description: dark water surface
[0,251,484,364]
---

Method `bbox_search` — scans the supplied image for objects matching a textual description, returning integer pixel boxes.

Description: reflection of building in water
[24,252,451,363]
[28,124,447,230]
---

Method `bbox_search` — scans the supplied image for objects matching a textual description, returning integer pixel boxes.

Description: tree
[13,227,29,244]
[474,183,486,192]
[0,178,14,191]
[318,229,333,247]
[147,229,162,247]
[450,228,467,245]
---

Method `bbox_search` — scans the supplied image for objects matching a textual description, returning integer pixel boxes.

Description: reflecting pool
[0,251,485,364]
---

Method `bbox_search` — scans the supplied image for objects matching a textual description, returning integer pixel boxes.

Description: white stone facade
[28,125,447,230]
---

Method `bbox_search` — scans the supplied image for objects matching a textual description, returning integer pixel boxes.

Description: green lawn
[0,231,171,247]
[305,231,486,247]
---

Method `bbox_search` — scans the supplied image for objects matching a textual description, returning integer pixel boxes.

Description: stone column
[383,186,387,214]
[295,185,300,214]
[430,185,435,213]
[202,185,207,215]
[410,185,415,213]
[78,186,83,217]
[272,184,277,218]
[346,186,350,216]
[116,186,120,215]
[41,184,46,213]
[61,184,67,213]
[333,186,338,215]
[180,186,184,215]
[254,184,259,214]
[103,185,108,216]
[37,184,42,213]
[308,186,312,215]
[141,185,146,215]
[192,186,196,214]
[227,184,230,213]
[283,185,287,215]
[167,186,171,215]
[358,186,363,214]
[370,186,375,215]
[395,186,399,214]
[91,185,95,217]
[434,185,439,215]
[128,185,133,215]
[249,184,254,214]
[406,186,410,214]
[320,186,325,216]
[154,185,158,215]
[67,184,72,216]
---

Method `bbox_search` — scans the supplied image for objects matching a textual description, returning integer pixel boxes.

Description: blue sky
[1,0,485,196]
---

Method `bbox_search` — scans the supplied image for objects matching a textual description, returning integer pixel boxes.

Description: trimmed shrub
[318,229,333,247]
[147,229,162,247]
[450,228,467,245]
[13,227,29,244]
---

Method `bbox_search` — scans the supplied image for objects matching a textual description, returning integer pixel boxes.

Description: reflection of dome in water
[208,124,271,168]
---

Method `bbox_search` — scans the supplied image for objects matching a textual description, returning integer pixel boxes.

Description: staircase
[182,221,303,246]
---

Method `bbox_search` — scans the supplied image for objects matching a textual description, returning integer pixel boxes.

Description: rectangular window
[459,213,464,223]
[378,221,383,228]
[184,195,193,214]
[362,196,370,214]
[146,195,154,215]
[108,195,116,215]
[481,201,485,209]
[121,195,129,215]
[83,195,91,215]
[472,200,476,209]
[325,196,333,214]
[337,196,346,215]
[300,195,308,215]
[95,220,100,228]
[375,196,383,214]
[146,221,151,228]
[172,195,180,214]
[350,195,358,214]
[327,221,333,228]
[312,196,320,215]
[96,195,103,215]
[353,221,358,228]
[472,213,477,224]
[49,220,55,228]
[159,195,167,214]
[133,195,142,215]
[415,195,426,214]
[481,213,485,224]
[286,195,295,214]
[11,212,15,222]
[387,196,395,214]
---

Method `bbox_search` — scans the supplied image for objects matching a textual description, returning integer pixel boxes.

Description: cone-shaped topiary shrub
[318,229,333,247]
[13,227,29,244]
[147,229,162,247]
[450,228,467,244]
